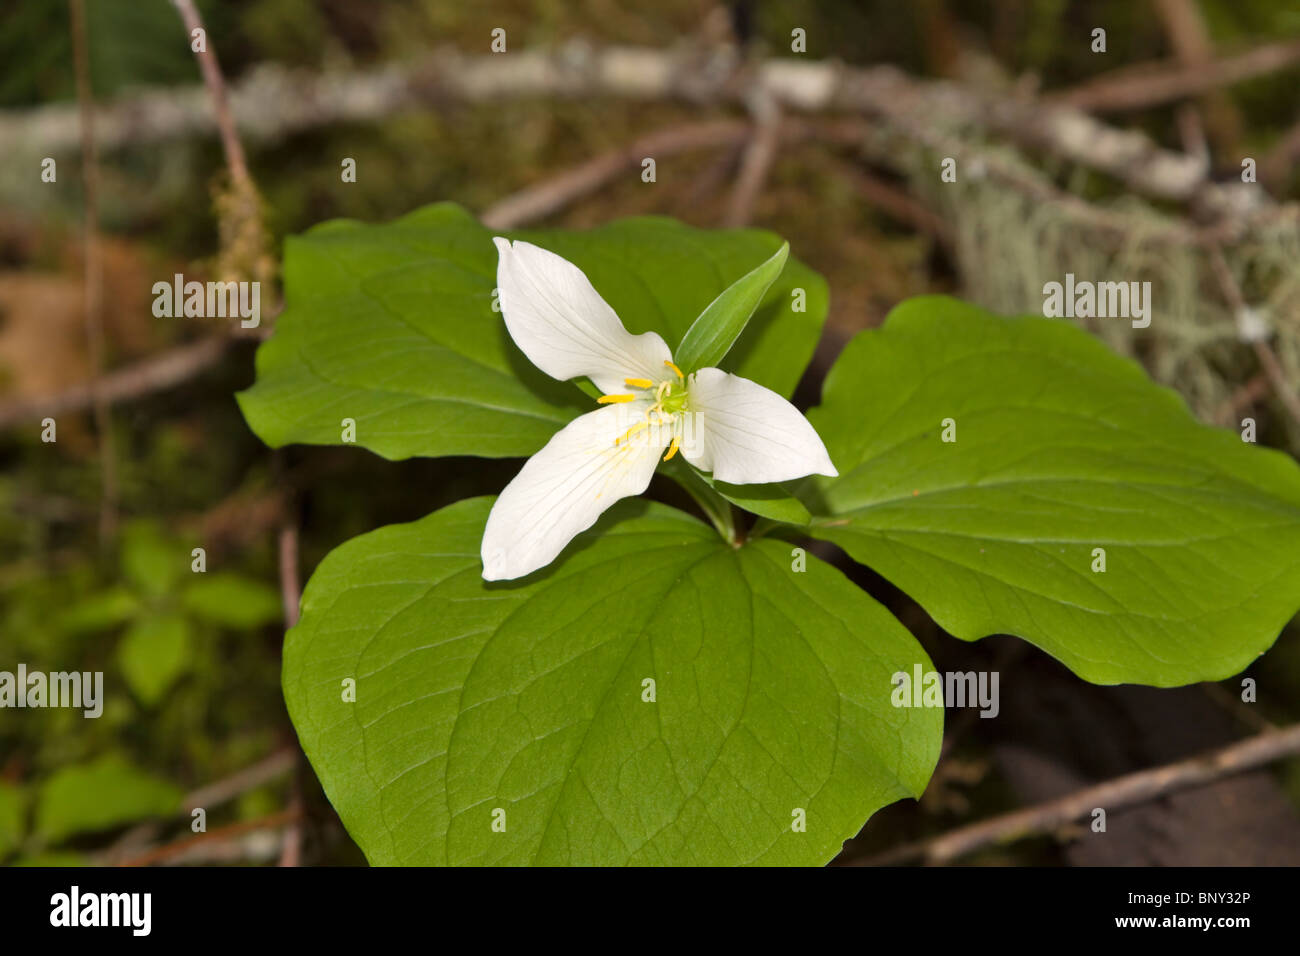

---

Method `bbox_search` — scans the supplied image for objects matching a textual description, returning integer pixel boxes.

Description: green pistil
[658,380,690,416]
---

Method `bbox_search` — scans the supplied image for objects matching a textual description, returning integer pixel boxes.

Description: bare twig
[829,158,953,246]
[278,768,304,867]
[848,722,1300,866]
[1249,338,1300,431]
[724,89,781,227]
[1051,37,1300,114]
[69,0,117,545]
[482,119,750,228]
[117,809,299,867]
[275,477,305,866]
[97,747,297,865]
[278,520,301,629]
[1152,0,1243,159]
[0,335,244,429]
[1213,372,1272,427]
[1206,244,1300,429]
[1261,117,1300,193]
[1199,682,1275,734]
[170,0,275,305]
[169,0,251,190]
[182,747,296,813]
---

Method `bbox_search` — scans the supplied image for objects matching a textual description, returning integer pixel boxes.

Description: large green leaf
[806,296,1300,686]
[238,204,827,461]
[284,497,939,866]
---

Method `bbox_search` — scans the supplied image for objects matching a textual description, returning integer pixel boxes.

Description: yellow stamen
[664,360,684,380]
[615,422,649,446]
[624,377,654,388]
[598,393,635,404]
[662,436,681,462]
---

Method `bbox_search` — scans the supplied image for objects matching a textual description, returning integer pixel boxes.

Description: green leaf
[701,473,812,525]
[0,783,24,859]
[237,204,827,461]
[57,587,142,635]
[121,520,182,598]
[181,573,282,629]
[806,296,1300,686]
[117,614,192,706]
[674,241,789,374]
[36,755,181,843]
[285,497,939,866]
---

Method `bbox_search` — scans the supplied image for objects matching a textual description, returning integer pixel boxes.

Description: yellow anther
[615,422,649,446]
[624,377,654,389]
[662,436,681,462]
[664,360,684,380]
[597,393,635,404]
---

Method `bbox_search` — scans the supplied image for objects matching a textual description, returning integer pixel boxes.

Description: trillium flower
[481,238,838,581]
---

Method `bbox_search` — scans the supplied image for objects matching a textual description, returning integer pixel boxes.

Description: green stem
[666,461,738,545]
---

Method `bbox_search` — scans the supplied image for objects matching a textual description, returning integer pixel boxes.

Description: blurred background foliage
[2,0,1299,866]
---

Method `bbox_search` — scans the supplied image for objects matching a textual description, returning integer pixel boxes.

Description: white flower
[481,238,838,581]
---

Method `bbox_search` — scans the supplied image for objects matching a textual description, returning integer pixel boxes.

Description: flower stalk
[665,459,739,546]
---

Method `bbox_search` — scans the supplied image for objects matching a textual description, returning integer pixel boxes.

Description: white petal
[482,402,670,580]
[494,238,673,395]
[680,368,838,484]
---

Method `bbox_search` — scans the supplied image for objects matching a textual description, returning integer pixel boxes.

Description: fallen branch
[0,335,243,429]
[2,44,1281,213]
[848,722,1300,866]
[182,747,296,813]
[117,808,299,867]
[481,119,750,228]
[1051,37,1300,114]
[829,158,954,245]
[97,747,296,865]
[1151,0,1242,159]
[724,88,782,227]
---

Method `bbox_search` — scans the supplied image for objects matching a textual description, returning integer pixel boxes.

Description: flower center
[653,379,689,417]
[599,360,690,461]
